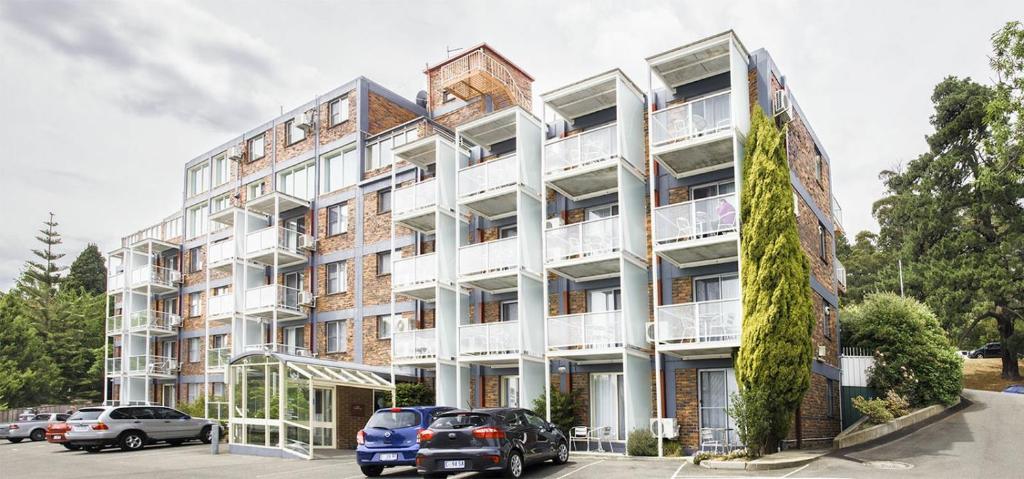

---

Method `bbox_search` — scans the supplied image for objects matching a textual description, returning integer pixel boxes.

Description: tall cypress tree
[65,244,107,295]
[734,107,815,449]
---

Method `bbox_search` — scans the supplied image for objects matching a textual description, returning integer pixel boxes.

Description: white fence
[840,348,874,387]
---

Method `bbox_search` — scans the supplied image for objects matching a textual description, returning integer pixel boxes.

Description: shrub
[853,396,893,424]
[726,389,773,458]
[884,390,910,417]
[627,428,658,456]
[394,382,434,407]
[692,451,714,465]
[723,448,750,460]
[177,399,205,419]
[662,439,682,457]
[843,293,963,406]
[531,388,580,438]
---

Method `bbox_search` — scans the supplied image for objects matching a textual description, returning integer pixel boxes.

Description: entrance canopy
[228,351,394,460]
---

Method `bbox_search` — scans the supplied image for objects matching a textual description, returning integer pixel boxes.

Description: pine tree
[65,244,107,295]
[17,213,66,334]
[734,107,815,450]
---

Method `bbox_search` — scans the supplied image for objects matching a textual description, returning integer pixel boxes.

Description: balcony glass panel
[651,92,731,146]
[655,298,740,344]
[107,271,125,291]
[394,178,438,217]
[545,216,620,264]
[458,237,517,277]
[130,265,180,287]
[208,294,236,317]
[653,193,738,245]
[127,355,175,375]
[246,226,309,255]
[548,311,623,350]
[245,285,305,312]
[393,253,437,289]
[836,259,847,289]
[209,239,237,264]
[458,156,517,199]
[545,124,618,176]
[393,329,437,360]
[106,315,123,334]
[208,347,231,371]
[244,343,309,356]
[106,357,122,375]
[128,310,180,332]
[459,321,520,356]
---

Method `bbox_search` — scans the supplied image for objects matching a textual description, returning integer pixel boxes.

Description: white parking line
[554,459,604,479]
[781,464,810,477]
[670,460,687,478]
[256,461,356,477]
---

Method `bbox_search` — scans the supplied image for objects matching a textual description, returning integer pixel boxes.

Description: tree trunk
[997,314,1021,380]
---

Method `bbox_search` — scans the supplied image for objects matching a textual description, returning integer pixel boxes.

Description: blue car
[1004,384,1024,395]
[356,406,454,477]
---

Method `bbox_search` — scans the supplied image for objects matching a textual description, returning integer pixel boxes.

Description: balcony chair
[590,425,613,453]
[569,426,590,452]
[716,200,737,233]
[700,427,725,455]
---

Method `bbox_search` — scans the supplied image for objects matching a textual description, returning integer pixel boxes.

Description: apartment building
[104,32,844,459]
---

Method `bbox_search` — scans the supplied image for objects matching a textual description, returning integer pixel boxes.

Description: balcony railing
[652,298,741,345]
[128,310,181,333]
[107,271,125,292]
[106,357,122,375]
[544,123,619,176]
[545,216,620,264]
[244,285,306,313]
[393,253,437,290]
[394,178,438,218]
[245,226,310,256]
[459,321,521,356]
[208,294,237,317]
[244,343,309,357]
[208,347,230,371]
[458,156,517,199]
[836,259,847,289]
[653,193,738,245]
[459,237,517,277]
[208,239,238,265]
[130,265,180,288]
[393,329,437,361]
[548,311,623,351]
[106,315,123,334]
[127,355,176,376]
[832,195,844,230]
[651,91,731,146]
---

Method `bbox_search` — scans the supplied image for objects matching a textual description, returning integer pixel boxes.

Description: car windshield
[68,409,104,421]
[430,413,489,429]
[366,410,420,429]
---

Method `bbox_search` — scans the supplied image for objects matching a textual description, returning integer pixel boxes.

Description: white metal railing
[458,156,517,199]
[106,357,122,375]
[653,193,739,245]
[651,91,731,146]
[244,285,305,312]
[836,259,847,289]
[122,216,183,247]
[832,195,844,230]
[544,123,619,176]
[244,343,309,357]
[245,226,310,256]
[130,265,180,288]
[106,315,123,334]
[651,299,741,345]
[128,310,181,333]
[393,329,437,360]
[394,178,438,218]
[547,311,623,351]
[207,347,231,371]
[208,239,238,265]
[127,355,176,376]
[458,237,517,277]
[545,216,620,264]
[393,253,437,289]
[107,272,125,292]
[208,294,236,317]
[459,321,521,356]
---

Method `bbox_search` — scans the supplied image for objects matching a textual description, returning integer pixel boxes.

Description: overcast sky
[0,0,1019,289]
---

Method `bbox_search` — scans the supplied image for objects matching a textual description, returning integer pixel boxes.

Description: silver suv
[65,406,217,452]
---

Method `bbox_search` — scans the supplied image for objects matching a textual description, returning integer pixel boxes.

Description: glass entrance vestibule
[228,352,394,459]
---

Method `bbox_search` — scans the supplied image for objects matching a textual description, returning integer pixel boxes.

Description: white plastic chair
[700,428,724,454]
[569,426,590,452]
[590,425,612,452]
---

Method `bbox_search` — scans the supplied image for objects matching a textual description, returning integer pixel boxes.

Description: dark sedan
[969,342,1001,359]
[416,408,568,478]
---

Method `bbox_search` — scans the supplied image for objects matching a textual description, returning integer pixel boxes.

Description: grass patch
[963,358,1024,392]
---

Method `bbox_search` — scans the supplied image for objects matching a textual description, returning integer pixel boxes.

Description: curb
[699,453,823,471]
[833,396,962,450]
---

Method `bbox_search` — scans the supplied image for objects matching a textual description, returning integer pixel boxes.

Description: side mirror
[182,415,191,420]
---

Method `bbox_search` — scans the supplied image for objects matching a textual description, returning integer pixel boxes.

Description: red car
[46,422,79,450]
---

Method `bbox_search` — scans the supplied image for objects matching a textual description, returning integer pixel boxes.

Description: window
[188,292,201,317]
[213,153,229,186]
[377,189,392,213]
[187,163,210,197]
[588,288,622,312]
[814,146,824,182]
[376,251,391,276]
[326,320,347,353]
[499,225,518,239]
[248,135,265,162]
[376,315,396,340]
[283,326,305,354]
[326,261,347,294]
[189,247,202,272]
[500,300,518,322]
[321,147,360,193]
[822,302,833,339]
[285,118,306,145]
[500,376,520,407]
[818,223,829,261]
[278,162,316,200]
[212,382,225,398]
[364,128,420,172]
[442,90,456,103]
[327,203,349,235]
[211,194,230,215]
[585,203,619,220]
[187,383,199,403]
[247,180,266,200]
[826,379,837,418]
[211,334,226,349]
[165,255,180,275]
[187,338,200,362]
[694,274,740,302]
[159,408,188,420]
[187,205,207,238]
[329,96,350,126]
[161,339,176,359]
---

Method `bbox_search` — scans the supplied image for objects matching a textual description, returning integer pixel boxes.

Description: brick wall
[787,373,841,446]
[367,92,418,136]
[674,368,700,450]
[320,89,358,145]
[241,131,272,177]
[336,386,374,449]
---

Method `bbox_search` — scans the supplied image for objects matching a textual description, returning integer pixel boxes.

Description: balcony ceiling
[246,191,310,216]
[652,41,730,88]
[458,109,517,147]
[394,136,440,169]
[129,238,178,253]
[544,75,617,121]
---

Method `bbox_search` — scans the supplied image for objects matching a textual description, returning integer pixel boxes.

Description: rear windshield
[68,409,104,421]
[366,410,420,429]
[430,413,489,429]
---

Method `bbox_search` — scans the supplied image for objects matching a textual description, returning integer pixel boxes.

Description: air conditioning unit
[294,111,314,132]
[298,235,316,251]
[167,360,180,371]
[228,144,243,161]
[649,418,679,439]
[169,270,182,283]
[393,316,414,333]
[545,217,564,230]
[168,315,182,327]
[298,291,314,306]
[772,89,792,122]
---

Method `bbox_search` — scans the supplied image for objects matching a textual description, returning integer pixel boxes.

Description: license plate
[53,435,63,440]
[73,425,89,431]
[443,460,465,469]
[379,453,398,461]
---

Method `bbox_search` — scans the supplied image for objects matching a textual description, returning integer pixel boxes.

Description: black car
[970,342,1001,359]
[416,408,568,478]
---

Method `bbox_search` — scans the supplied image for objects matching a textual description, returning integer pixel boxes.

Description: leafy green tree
[734,107,815,449]
[64,244,107,295]
[46,289,105,401]
[0,293,60,407]
[394,382,434,407]
[531,387,580,438]
[835,231,899,304]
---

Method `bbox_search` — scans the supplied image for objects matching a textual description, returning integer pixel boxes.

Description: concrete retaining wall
[833,397,960,449]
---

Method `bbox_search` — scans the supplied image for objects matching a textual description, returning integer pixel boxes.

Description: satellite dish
[415,90,428,108]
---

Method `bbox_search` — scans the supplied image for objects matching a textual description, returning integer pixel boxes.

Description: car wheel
[119,432,146,452]
[505,451,524,478]
[62,443,82,451]
[199,426,213,444]
[30,429,46,442]
[360,465,385,477]
[84,445,102,453]
[552,441,569,464]
[8,438,23,443]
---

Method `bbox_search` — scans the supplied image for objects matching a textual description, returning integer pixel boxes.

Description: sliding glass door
[590,373,625,441]
[698,369,739,446]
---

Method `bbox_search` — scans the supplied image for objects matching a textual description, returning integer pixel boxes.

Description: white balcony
[127,310,181,337]
[457,156,518,220]
[393,328,437,366]
[545,216,621,281]
[245,190,310,216]
[547,311,626,361]
[106,315,124,335]
[832,194,844,233]
[650,92,734,177]
[207,293,239,321]
[458,321,524,365]
[393,178,441,233]
[244,342,309,357]
[544,123,621,200]
[245,226,311,267]
[207,347,230,373]
[126,355,177,378]
[650,298,740,358]
[244,285,308,320]
[836,259,847,291]
[653,193,739,267]
[105,357,122,376]
[393,253,440,302]
[107,271,125,292]
[129,265,180,293]
[458,237,519,292]
[208,239,240,272]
